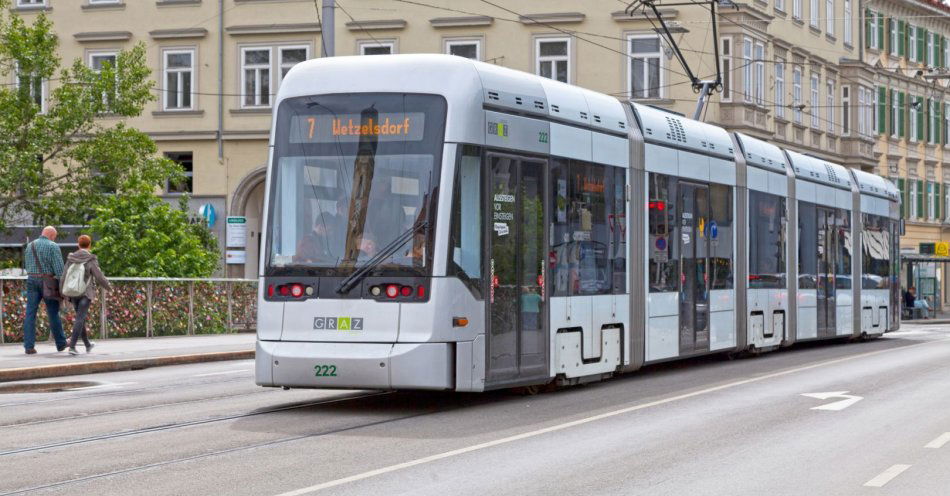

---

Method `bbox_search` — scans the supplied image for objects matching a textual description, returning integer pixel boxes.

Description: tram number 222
[314,364,338,377]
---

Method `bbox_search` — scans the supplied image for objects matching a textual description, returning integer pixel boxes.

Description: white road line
[272,337,949,496]
[195,369,252,377]
[925,432,950,449]
[70,382,137,391]
[863,464,911,487]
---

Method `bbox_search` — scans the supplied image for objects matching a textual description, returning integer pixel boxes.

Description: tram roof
[629,103,735,160]
[733,133,787,173]
[784,150,853,191]
[850,168,900,201]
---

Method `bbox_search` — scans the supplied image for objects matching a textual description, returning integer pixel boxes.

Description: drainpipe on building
[322,0,335,57]
[218,0,225,160]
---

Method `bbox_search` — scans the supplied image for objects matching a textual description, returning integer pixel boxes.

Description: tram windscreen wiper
[335,219,428,294]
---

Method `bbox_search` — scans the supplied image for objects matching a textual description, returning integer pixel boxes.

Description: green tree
[89,193,219,277]
[0,4,181,229]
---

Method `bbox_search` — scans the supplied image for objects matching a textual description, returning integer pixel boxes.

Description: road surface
[2,324,949,495]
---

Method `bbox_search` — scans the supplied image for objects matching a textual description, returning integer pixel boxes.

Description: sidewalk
[0,334,256,382]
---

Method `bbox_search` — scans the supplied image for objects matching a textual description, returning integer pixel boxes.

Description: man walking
[23,226,67,354]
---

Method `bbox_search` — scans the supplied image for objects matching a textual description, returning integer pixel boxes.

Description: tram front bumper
[255,340,454,390]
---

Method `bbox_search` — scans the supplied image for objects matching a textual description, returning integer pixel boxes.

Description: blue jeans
[23,277,66,351]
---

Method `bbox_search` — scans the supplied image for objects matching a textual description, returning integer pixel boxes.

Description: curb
[0,350,255,382]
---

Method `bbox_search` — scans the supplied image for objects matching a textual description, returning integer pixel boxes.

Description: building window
[810,73,820,129]
[793,66,802,124]
[13,62,45,113]
[537,37,570,84]
[890,17,899,55]
[944,101,950,147]
[910,95,918,142]
[89,0,120,3]
[358,41,394,55]
[743,37,752,103]
[927,31,935,66]
[445,39,480,60]
[826,79,835,133]
[89,51,118,108]
[754,42,765,105]
[928,182,935,219]
[810,0,819,28]
[793,0,802,19]
[278,45,309,85]
[720,37,731,101]
[164,152,193,194]
[825,0,834,35]
[930,99,938,144]
[910,180,918,218]
[842,86,850,135]
[844,0,852,45]
[776,0,785,12]
[774,59,785,118]
[890,89,898,138]
[162,49,194,111]
[16,0,45,6]
[241,47,271,108]
[628,35,661,98]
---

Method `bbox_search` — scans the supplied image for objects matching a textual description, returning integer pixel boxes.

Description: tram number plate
[314,364,338,377]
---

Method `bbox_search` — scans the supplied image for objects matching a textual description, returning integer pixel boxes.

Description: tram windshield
[266,93,447,275]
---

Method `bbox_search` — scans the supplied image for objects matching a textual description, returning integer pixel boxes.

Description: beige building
[12,0,944,286]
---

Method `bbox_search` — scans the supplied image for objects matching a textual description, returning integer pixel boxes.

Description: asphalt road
[2,324,949,495]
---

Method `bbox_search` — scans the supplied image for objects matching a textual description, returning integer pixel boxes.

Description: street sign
[936,241,949,257]
[801,391,863,411]
[226,216,248,248]
[199,203,217,228]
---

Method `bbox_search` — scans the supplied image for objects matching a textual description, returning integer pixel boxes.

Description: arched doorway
[230,167,266,279]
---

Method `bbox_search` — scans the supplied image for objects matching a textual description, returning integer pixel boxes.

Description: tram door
[678,182,711,354]
[486,155,548,385]
[816,207,836,337]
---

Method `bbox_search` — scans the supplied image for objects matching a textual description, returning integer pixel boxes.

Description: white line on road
[863,464,911,487]
[273,337,950,496]
[195,369,252,377]
[69,382,137,391]
[925,432,950,449]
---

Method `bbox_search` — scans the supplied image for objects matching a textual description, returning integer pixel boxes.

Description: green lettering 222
[314,365,338,377]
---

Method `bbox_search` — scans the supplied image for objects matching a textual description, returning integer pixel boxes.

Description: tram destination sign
[289,112,426,143]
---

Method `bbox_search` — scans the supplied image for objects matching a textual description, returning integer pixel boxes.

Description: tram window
[862,214,890,289]
[609,167,627,293]
[448,145,482,295]
[836,209,852,289]
[798,202,817,289]
[709,183,733,290]
[550,159,570,297]
[648,173,678,292]
[748,191,786,289]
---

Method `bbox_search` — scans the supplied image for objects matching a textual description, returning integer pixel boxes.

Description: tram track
[0,392,464,496]
[0,387,278,429]
[0,391,390,457]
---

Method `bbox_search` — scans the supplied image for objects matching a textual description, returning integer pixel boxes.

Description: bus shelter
[901,250,948,317]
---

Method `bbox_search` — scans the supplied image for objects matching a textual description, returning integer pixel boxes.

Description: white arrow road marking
[863,464,911,487]
[800,391,864,411]
[925,432,950,449]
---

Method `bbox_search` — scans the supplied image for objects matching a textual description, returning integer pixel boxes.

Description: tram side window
[749,191,786,289]
[836,209,852,289]
[549,159,622,296]
[862,214,890,289]
[798,202,817,289]
[709,183,734,290]
[648,173,678,292]
[448,145,483,295]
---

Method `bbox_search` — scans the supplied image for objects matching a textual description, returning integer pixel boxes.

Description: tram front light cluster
[368,284,428,300]
[267,283,312,299]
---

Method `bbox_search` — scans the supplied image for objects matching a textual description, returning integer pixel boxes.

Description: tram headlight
[370,286,381,296]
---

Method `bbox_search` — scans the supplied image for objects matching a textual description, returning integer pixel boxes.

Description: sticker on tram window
[289,113,426,143]
[314,365,338,377]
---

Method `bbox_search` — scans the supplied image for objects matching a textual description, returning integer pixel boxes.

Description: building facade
[10,0,946,292]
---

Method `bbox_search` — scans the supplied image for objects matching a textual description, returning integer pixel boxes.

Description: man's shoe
[85,342,95,353]
[56,345,67,352]
[25,348,37,355]
[68,347,79,356]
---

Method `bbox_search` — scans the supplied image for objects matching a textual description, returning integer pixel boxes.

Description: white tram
[255,54,900,392]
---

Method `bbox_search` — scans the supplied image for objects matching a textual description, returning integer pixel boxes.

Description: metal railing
[0,277,258,344]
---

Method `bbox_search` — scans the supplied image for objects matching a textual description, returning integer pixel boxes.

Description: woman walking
[61,235,111,355]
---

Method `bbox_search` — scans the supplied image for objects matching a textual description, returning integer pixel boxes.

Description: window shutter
[918,180,925,219]
[877,14,885,50]
[918,26,926,62]
[865,9,872,48]
[898,178,906,218]
[918,97,925,141]
[878,86,887,134]
[926,97,931,141]
[936,183,942,220]
[942,36,947,68]
[899,20,906,56]
[899,92,906,137]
